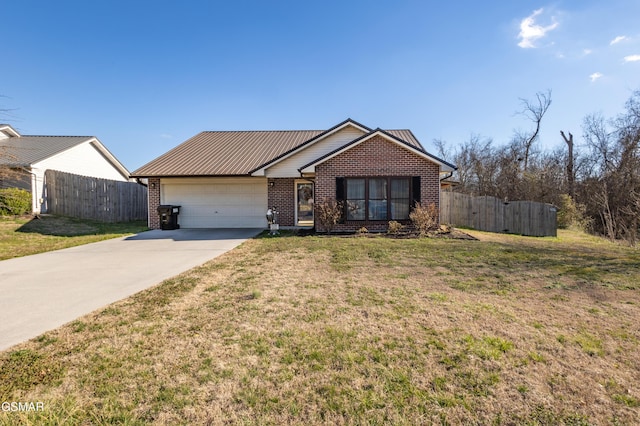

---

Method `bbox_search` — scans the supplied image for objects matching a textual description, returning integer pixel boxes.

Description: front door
[296,182,314,225]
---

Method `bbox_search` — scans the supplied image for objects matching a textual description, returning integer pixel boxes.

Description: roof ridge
[199,128,408,133]
[200,129,323,133]
[20,135,94,138]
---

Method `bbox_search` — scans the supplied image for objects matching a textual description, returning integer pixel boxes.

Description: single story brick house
[131,119,456,232]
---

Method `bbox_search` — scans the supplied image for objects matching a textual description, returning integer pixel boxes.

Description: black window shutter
[336,177,346,223]
[336,177,345,201]
[412,176,421,207]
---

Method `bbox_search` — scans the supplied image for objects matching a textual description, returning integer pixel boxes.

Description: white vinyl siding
[30,141,130,213]
[264,126,367,178]
[161,177,267,228]
[33,141,129,182]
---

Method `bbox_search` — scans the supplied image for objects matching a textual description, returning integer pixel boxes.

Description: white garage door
[161,177,268,228]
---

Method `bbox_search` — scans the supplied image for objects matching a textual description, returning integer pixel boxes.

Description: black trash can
[157,205,181,230]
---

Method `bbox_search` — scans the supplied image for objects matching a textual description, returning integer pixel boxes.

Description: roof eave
[0,124,20,138]
[87,138,132,180]
[129,173,257,179]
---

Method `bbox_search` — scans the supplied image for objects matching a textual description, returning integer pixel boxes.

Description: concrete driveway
[0,228,261,352]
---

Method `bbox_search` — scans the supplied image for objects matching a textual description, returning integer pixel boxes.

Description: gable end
[249,118,371,176]
[300,129,455,174]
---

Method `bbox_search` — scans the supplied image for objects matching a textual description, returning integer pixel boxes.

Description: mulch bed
[296,227,478,240]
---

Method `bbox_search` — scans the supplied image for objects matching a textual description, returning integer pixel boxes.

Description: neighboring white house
[0,124,131,213]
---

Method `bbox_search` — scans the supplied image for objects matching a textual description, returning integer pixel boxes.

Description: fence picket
[440,192,556,237]
[44,170,148,223]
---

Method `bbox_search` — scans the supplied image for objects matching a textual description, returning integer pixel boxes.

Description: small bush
[557,194,590,231]
[387,221,404,234]
[0,188,31,216]
[409,202,439,235]
[315,198,343,235]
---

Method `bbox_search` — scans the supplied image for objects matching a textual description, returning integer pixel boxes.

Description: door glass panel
[297,183,314,223]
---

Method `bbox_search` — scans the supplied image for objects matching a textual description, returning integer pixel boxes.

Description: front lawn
[0,215,148,260]
[1,230,639,424]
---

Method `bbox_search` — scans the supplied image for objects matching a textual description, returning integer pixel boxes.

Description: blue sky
[2,0,639,171]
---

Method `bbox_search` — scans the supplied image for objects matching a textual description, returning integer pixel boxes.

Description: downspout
[439,171,453,182]
[27,169,42,217]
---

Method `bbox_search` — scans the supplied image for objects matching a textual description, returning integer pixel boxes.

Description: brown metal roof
[385,129,422,150]
[132,130,323,177]
[131,124,426,177]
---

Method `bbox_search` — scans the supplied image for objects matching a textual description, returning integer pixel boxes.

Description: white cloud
[583,49,592,56]
[589,72,603,82]
[623,54,640,62]
[610,35,627,45]
[159,133,173,139]
[517,8,559,48]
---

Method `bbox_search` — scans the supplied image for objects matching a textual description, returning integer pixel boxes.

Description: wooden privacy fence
[45,170,148,222]
[440,192,557,237]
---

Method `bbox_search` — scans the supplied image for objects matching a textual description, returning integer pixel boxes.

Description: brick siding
[267,178,296,226]
[315,135,440,232]
[148,177,161,229]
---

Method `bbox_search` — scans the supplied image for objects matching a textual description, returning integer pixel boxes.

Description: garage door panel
[215,194,263,205]
[161,178,268,228]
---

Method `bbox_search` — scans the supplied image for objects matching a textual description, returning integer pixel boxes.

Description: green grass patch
[574,330,605,357]
[0,215,148,260]
[463,335,514,360]
[0,349,65,399]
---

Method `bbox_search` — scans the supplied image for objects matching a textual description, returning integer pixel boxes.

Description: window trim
[342,176,413,222]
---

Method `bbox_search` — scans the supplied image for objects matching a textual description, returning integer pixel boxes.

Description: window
[346,178,365,220]
[368,178,388,220]
[343,177,414,221]
[390,178,410,219]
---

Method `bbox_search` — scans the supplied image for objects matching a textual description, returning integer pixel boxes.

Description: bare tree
[443,134,496,195]
[517,90,552,171]
[0,97,21,187]
[432,138,451,163]
[581,112,623,180]
[579,90,640,243]
[560,130,575,198]
[431,88,639,243]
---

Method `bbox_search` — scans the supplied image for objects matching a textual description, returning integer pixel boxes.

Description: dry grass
[1,229,639,424]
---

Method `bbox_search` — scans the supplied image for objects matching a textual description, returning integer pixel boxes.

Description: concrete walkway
[0,228,261,352]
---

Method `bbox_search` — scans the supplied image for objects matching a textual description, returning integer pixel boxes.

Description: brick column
[267,178,295,226]
[148,177,161,229]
